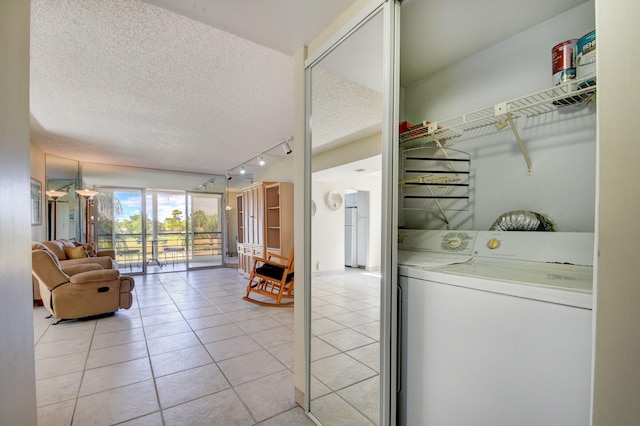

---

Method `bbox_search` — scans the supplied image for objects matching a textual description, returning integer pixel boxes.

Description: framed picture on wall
[31,178,42,226]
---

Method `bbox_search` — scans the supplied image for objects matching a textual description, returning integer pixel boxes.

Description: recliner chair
[32,246,135,323]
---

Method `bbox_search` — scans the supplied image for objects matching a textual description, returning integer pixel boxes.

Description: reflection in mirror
[45,154,80,241]
[308,10,384,425]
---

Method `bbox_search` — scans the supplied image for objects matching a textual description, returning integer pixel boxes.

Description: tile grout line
[168,271,298,424]
[134,277,168,426]
[68,317,99,425]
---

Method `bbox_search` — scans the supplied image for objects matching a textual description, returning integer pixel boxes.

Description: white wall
[312,172,382,273]
[592,0,640,423]
[0,1,38,424]
[30,144,47,242]
[82,162,226,193]
[253,156,295,184]
[403,1,596,232]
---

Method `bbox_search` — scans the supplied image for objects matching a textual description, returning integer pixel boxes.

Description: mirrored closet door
[304,1,399,424]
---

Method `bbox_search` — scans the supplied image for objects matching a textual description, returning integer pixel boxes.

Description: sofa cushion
[65,246,88,259]
[32,241,52,253]
[62,263,103,276]
[62,256,115,270]
[42,240,67,260]
[58,239,76,248]
[32,242,62,268]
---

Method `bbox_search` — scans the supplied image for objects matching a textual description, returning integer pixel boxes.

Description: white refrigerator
[345,207,357,267]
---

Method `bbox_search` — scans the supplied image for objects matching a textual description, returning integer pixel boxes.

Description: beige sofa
[32,240,118,302]
[32,243,134,321]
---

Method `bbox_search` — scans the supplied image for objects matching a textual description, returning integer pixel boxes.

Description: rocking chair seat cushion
[256,263,294,282]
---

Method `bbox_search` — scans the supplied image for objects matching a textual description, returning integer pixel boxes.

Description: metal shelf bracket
[495,101,532,173]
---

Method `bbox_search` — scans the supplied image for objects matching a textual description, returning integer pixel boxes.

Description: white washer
[398,230,594,426]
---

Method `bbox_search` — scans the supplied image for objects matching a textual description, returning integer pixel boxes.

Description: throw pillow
[84,241,98,257]
[73,241,99,257]
[65,246,88,259]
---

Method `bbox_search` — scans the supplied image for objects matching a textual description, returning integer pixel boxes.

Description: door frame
[185,190,226,270]
[303,0,400,424]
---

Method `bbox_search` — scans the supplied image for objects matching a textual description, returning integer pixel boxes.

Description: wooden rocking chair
[244,250,294,306]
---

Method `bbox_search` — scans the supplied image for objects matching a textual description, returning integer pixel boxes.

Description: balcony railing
[98,231,223,268]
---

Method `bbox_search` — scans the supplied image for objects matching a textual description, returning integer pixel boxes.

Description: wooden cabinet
[237,181,293,275]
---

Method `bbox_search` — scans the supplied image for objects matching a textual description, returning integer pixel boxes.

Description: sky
[114,191,219,223]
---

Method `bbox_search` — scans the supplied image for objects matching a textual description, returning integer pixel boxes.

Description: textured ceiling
[30,0,356,177]
[30,0,590,179]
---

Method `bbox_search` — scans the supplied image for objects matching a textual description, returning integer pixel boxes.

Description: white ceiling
[400,0,587,86]
[30,0,357,177]
[30,0,588,180]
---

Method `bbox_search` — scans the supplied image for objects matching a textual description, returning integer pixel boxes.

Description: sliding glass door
[146,190,187,272]
[186,191,224,269]
[95,187,147,274]
[96,188,225,272]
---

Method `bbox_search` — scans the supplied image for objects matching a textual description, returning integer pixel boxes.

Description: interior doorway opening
[344,189,370,269]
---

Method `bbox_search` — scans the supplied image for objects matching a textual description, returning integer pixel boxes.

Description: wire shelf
[399,77,597,148]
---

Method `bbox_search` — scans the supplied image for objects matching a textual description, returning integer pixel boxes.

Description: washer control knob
[448,237,462,249]
[487,238,501,250]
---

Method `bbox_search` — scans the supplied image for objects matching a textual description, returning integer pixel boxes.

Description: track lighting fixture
[281,141,292,155]
[228,136,293,177]
[226,171,232,181]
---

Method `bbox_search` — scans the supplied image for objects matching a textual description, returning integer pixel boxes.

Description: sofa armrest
[62,263,103,276]
[32,250,70,290]
[97,250,116,259]
[69,269,119,284]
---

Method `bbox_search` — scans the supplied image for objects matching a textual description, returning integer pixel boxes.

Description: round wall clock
[325,191,342,210]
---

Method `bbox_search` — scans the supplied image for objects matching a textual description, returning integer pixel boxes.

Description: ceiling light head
[281,142,292,155]
[258,155,266,166]
[240,164,246,175]
[226,171,232,181]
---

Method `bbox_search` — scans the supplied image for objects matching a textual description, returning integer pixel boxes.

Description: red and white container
[552,39,578,86]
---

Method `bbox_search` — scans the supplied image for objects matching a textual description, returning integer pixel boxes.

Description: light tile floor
[33,267,381,426]
[309,270,381,426]
[33,268,311,426]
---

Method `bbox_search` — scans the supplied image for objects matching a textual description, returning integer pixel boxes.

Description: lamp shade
[45,190,67,199]
[75,189,99,198]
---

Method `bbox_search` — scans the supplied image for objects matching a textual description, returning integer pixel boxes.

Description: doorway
[345,189,370,269]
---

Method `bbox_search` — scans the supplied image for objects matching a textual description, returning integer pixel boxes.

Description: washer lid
[474,231,594,266]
